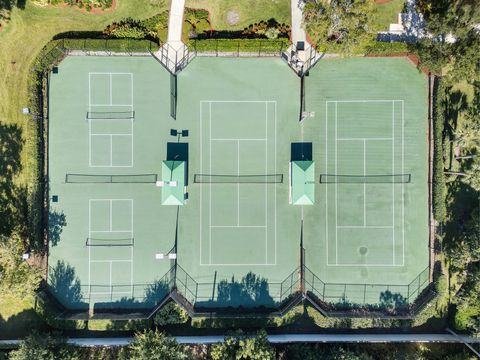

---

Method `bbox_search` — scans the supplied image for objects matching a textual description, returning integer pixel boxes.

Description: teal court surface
[48,55,429,312]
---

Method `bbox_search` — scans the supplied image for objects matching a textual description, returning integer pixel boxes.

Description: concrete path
[1,333,480,347]
[291,0,307,46]
[167,0,186,46]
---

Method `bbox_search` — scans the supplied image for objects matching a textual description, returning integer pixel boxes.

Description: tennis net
[66,174,158,183]
[86,111,135,120]
[319,174,411,184]
[194,174,283,184]
[85,238,134,247]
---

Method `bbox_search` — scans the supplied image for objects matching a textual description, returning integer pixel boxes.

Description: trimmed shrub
[432,78,447,222]
[365,41,409,55]
[153,301,189,326]
[188,38,289,53]
[103,18,147,39]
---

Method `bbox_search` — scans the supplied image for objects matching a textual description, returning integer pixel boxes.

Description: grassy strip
[188,38,289,53]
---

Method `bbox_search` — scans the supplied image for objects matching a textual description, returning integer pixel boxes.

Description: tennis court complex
[48,55,429,312]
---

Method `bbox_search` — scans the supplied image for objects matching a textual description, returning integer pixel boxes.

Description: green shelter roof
[161,160,185,205]
[291,160,315,205]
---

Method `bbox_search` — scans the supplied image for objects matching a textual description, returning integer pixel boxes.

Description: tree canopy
[210,330,275,360]
[303,0,375,55]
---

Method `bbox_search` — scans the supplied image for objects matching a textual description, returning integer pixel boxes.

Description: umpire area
[47,56,429,311]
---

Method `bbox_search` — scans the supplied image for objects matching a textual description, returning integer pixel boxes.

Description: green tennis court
[47,55,429,312]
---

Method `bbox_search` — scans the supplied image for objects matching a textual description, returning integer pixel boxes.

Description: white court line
[335,102,338,265]
[201,100,276,266]
[199,101,203,265]
[200,100,276,103]
[211,138,266,141]
[327,100,401,103]
[392,101,395,265]
[91,133,131,136]
[89,259,132,263]
[337,226,393,229]
[326,100,406,267]
[237,140,240,226]
[211,225,266,228]
[337,138,392,141]
[274,101,277,266]
[209,102,212,265]
[109,74,112,105]
[89,72,133,75]
[326,263,405,267]
[265,101,268,265]
[325,102,329,266]
[364,139,366,227]
[89,104,133,107]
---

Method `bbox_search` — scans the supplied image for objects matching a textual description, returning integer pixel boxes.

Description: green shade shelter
[161,160,186,205]
[290,160,315,205]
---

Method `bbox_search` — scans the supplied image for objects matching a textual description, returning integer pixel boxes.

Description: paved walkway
[167,0,186,46]
[1,333,480,346]
[291,0,306,45]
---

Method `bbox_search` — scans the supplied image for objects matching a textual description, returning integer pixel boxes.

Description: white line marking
[200,100,276,103]
[392,101,395,265]
[89,104,133,107]
[402,100,405,266]
[211,225,266,228]
[109,74,112,105]
[335,101,338,265]
[237,140,240,226]
[337,138,392,141]
[364,139,366,227]
[325,102,329,265]
[274,101,277,266]
[209,102,212,265]
[336,226,393,229]
[265,101,268,264]
[89,72,133,75]
[199,101,203,265]
[210,138,267,141]
[327,100,401,103]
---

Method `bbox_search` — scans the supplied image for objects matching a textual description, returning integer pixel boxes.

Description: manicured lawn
[372,0,406,31]
[0,0,169,337]
[0,295,49,339]
[0,0,169,185]
[185,0,291,31]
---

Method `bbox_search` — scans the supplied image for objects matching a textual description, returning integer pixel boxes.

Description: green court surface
[48,55,429,311]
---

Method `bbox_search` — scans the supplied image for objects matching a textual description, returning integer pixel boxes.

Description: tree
[210,330,275,360]
[0,234,42,299]
[127,330,190,360]
[303,0,375,55]
[153,301,189,326]
[9,332,79,360]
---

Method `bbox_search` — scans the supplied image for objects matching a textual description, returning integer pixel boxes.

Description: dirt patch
[374,0,394,4]
[226,9,240,26]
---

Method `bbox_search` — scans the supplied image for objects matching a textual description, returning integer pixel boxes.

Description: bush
[435,274,448,296]
[188,38,289,53]
[364,41,409,55]
[103,18,147,39]
[140,11,169,40]
[153,301,189,326]
[432,78,447,222]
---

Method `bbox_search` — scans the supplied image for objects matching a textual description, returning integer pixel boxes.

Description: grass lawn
[0,0,169,337]
[0,295,49,339]
[372,0,406,31]
[0,0,169,185]
[185,0,291,31]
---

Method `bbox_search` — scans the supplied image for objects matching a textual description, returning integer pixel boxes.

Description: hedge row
[432,78,447,222]
[364,41,409,55]
[60,38,159,52]
[188,38,289,53]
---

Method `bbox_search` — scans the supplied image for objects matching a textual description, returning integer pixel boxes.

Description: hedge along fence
[432,77,447,222]
[60,38,160,53]
[187,38,290,55]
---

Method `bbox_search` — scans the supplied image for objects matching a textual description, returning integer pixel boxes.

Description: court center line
[209,102,212,265]
[199,101,203,265]
[364,139,366,227]
[392,101,395,265]
[335,101,338,265]
[237,140,240,227]
[265,101,268,265]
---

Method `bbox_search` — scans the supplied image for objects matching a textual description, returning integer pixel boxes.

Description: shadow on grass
[0,307,49,339]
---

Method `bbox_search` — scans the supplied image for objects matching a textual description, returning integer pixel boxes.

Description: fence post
[322,283,326,301]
